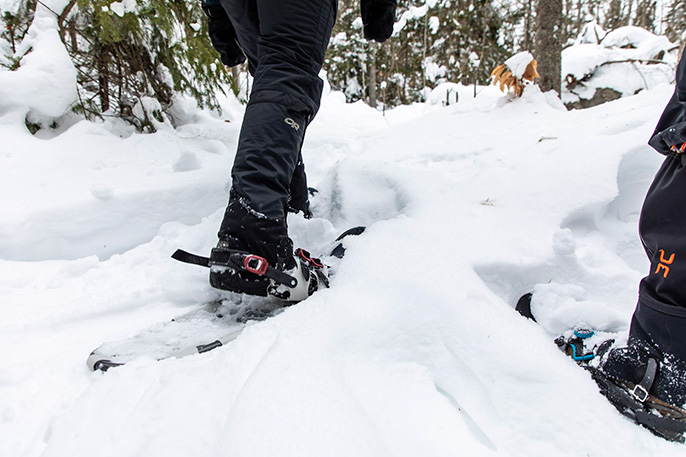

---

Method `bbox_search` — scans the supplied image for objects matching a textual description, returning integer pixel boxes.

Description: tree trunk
[523,0,533,51]
[97,46,110,112]
[369,50,377,108]
[422,14,428,87]
[535,0,562,94]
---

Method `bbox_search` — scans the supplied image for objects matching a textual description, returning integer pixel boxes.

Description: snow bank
[562,24,677,106]
[504,51,535,80]
[0,3,77,119]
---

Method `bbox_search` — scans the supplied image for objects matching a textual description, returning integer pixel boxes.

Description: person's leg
[220,0,336,223]
[637,154,686,354]
[211,0,336,295]
[603,155,686,407]
[600,49,686,409]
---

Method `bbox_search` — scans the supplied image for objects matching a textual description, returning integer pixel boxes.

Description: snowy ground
[3,70,686,455]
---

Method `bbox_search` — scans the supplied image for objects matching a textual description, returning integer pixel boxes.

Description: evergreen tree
[61,0,235,131]
[325,0,374,104]
[559,0,601,46]
[452,0,511,85]
[325,0,511,108]
[2,0,235,131]
[0,0,36,69]
[5,0,680,122]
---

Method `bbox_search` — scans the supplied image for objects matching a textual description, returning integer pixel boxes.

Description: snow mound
[0,7,77,119]
[562,24,677,108]
[504,51,535,80]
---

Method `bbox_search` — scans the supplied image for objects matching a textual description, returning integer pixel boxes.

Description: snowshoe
[86,299,278,372]
[589,363,686,443]
[88,227,365,372]
[515,291,686,442]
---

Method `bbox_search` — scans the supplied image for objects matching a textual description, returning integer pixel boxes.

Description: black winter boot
[210,189,288,296]
[210,189,327,301]
[601,339,686,409]
[596,340,686,442]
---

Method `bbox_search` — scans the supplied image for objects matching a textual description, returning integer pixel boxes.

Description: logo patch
[655,249,676,278]
[284,118,300,131]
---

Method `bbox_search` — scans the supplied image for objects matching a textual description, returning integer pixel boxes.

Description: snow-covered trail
[1,83,683,456]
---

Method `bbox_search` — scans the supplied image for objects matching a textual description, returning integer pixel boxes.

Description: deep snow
[2,9,686,456]
[3,80,685,455]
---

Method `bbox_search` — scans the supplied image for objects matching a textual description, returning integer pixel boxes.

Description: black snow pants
[629,52,686,362]
[217,0,337,225]
[600,53,686,407]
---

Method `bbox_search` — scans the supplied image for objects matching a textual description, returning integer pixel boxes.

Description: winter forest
[4,0,686,456]
[1,0,684,130]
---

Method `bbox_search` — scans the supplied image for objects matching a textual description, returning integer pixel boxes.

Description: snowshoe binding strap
[631,357,658,403]
[172,248,297,288]
[172,249,211,267]
[296,248,330,289]
[588,365,686,442]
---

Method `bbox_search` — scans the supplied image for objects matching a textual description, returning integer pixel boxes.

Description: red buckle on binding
[243,255,269,275]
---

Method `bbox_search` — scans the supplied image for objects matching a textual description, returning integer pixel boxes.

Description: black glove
[202,3,246,67]
[360,0,397,43]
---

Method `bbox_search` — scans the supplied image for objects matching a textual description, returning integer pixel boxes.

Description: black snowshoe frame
[516,292,686,443]
[588,365,686,442]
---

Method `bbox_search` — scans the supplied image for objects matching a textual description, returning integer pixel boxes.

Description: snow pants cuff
[630,289,686,362]
[231,92,309,220]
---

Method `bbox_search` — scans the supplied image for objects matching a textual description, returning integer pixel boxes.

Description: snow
[0,6,77,119]
[422,57,447,82]
[575,21,607,45]
[562,25,677,104]
[428,16,439,34]
[425,82,461,106]
[2,21,686,457]
[109,0,137,17]
[504,51,535,79]
[603,26,673,53]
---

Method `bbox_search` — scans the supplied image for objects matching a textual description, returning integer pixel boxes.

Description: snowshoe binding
[172,226,365,303]
[515,292,686,442]
[172,243,322,303]
[596,344,686,442]
[590,359,686,443]
[267,248,329,301]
